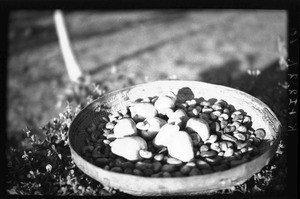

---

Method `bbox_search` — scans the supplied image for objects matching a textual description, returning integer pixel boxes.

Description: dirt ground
[7,10,288,147]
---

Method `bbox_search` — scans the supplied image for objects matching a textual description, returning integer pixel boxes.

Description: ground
[6,10,289,195]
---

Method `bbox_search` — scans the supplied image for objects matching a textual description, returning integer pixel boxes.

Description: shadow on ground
[198,58,288,131]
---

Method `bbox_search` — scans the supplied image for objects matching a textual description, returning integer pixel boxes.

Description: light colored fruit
[129,102,157,121]
[154,95,176,115]
[137,117,167,140]
[167,109,189,127]
[153,123,180,147]
[113,118,137,138]
[109,136,147,161]
[167,131,194,162]
[186,118,210,141]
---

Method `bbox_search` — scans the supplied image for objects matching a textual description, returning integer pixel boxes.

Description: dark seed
[109,161,114,167]
[172,171,185,177]
[95,158,110,166]
[162,172,172,177]
[152,162,162,173]
[124,168,133,174]
[180,165,191,174]
[214,164,229,171]
[151,172,163,177]
[143,169,154,176]
[122,161,135,169]
[82,145,94,154]
[115,158,125,167]
[190,133,201,146]
[133,169,143,176]
[201,169,213,174]
[251,137,261,146]
[210,113,218,120]
[189,168,201,176]
[243,153,251,160]
[234,151,243,159]
[230,158,248,167]
[135,162,152,170]
[161,164,176,172]
[199,113,210,121]
[110,167,123,173]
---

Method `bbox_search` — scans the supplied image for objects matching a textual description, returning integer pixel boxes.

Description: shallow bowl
[68,80,281,196]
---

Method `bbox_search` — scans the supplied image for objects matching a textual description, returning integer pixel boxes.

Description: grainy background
[7,10,288,147]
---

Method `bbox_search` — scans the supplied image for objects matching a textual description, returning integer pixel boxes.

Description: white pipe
[54,10,83,83]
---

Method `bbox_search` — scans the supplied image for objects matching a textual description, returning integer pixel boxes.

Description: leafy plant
[6,82,287,196]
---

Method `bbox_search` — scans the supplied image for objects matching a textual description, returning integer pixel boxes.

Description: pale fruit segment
[129,102,157,121]
[109,136,147,161]
[113,118,137,138]
[167,131,194,162]
[168,109,189,127]
[153,123,180,147]
[186,118,210,141]
[154,94,176,115]
[137,117,167,140]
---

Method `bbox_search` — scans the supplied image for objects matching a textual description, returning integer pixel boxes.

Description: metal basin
[68,80,281,196]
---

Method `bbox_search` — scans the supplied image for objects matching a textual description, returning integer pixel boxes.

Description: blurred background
[7,10,288,149]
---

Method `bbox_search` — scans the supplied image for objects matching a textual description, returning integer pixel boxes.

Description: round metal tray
[68,80,281,196]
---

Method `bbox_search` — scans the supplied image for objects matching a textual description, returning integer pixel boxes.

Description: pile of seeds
[80,93,266,177]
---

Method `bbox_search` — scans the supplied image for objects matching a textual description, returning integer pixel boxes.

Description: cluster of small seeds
[80,96,266,177]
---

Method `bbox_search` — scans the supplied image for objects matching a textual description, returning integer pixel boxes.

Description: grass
[6,82,288,196]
